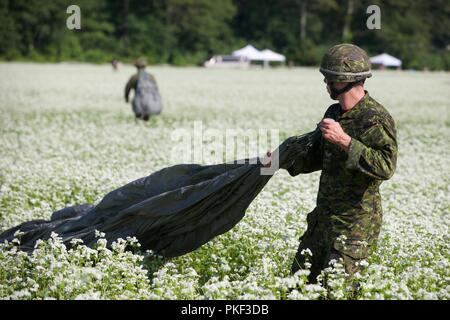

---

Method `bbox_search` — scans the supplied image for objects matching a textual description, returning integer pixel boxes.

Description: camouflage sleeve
[287,105,338,177]
[287,136,322,176]
[345,117,397,180]
[125,75,138,101]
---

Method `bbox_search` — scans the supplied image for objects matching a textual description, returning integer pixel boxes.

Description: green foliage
[0,0,448,69]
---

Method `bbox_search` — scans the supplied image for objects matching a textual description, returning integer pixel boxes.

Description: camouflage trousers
[290,212,368,284]
[291,241,362,284]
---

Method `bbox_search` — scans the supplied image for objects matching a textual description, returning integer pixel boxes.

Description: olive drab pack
[132,70,162,120]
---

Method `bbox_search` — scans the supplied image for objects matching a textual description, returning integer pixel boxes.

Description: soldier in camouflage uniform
[125,58,158,102]
[125,58,161,121]
[289,44,398,285]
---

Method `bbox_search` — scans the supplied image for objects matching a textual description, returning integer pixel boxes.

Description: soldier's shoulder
[129,73,139,81]
[365,95,395,127]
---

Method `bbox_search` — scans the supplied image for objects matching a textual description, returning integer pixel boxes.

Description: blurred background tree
[0,0,448,69]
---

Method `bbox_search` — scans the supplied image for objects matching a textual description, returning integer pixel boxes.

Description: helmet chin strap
[329,82,359,100]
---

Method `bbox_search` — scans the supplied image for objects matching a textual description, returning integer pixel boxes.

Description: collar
[339,91,369,120]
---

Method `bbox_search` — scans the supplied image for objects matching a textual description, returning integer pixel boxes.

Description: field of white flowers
[0,63,448,300]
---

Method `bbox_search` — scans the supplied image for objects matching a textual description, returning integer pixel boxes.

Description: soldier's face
[324,79,347,98]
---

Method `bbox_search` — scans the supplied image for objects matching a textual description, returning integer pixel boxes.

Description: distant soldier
[111,58,121,71]
[125,58,162,122]
[288,44,398,289]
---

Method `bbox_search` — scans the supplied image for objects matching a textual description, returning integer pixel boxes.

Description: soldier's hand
[261,150,272,167]
[320,118,352,152]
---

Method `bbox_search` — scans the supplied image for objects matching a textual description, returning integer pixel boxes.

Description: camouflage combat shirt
[287,91,397,259]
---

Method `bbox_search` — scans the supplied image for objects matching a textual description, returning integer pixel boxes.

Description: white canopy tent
[260,49,286,62]
[232,45,286,67]
[232,45,264,60]
[370,53,402,68]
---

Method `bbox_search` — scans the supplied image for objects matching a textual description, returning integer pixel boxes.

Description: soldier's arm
[287,106,339,176]
[345,117,397,180]
[124,75,138,102]
[286,135,322,176]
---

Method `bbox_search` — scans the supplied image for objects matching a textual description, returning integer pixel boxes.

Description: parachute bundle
[132,70,162,121]
[0,129,320,258]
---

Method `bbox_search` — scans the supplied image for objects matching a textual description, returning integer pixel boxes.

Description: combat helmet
[320,44,372,83]
[134,58,147,69]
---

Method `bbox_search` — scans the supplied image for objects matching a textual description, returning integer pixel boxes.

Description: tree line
[0,0,449,70]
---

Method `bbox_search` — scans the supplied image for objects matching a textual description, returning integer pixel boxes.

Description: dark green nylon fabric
[0,130,321,258]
